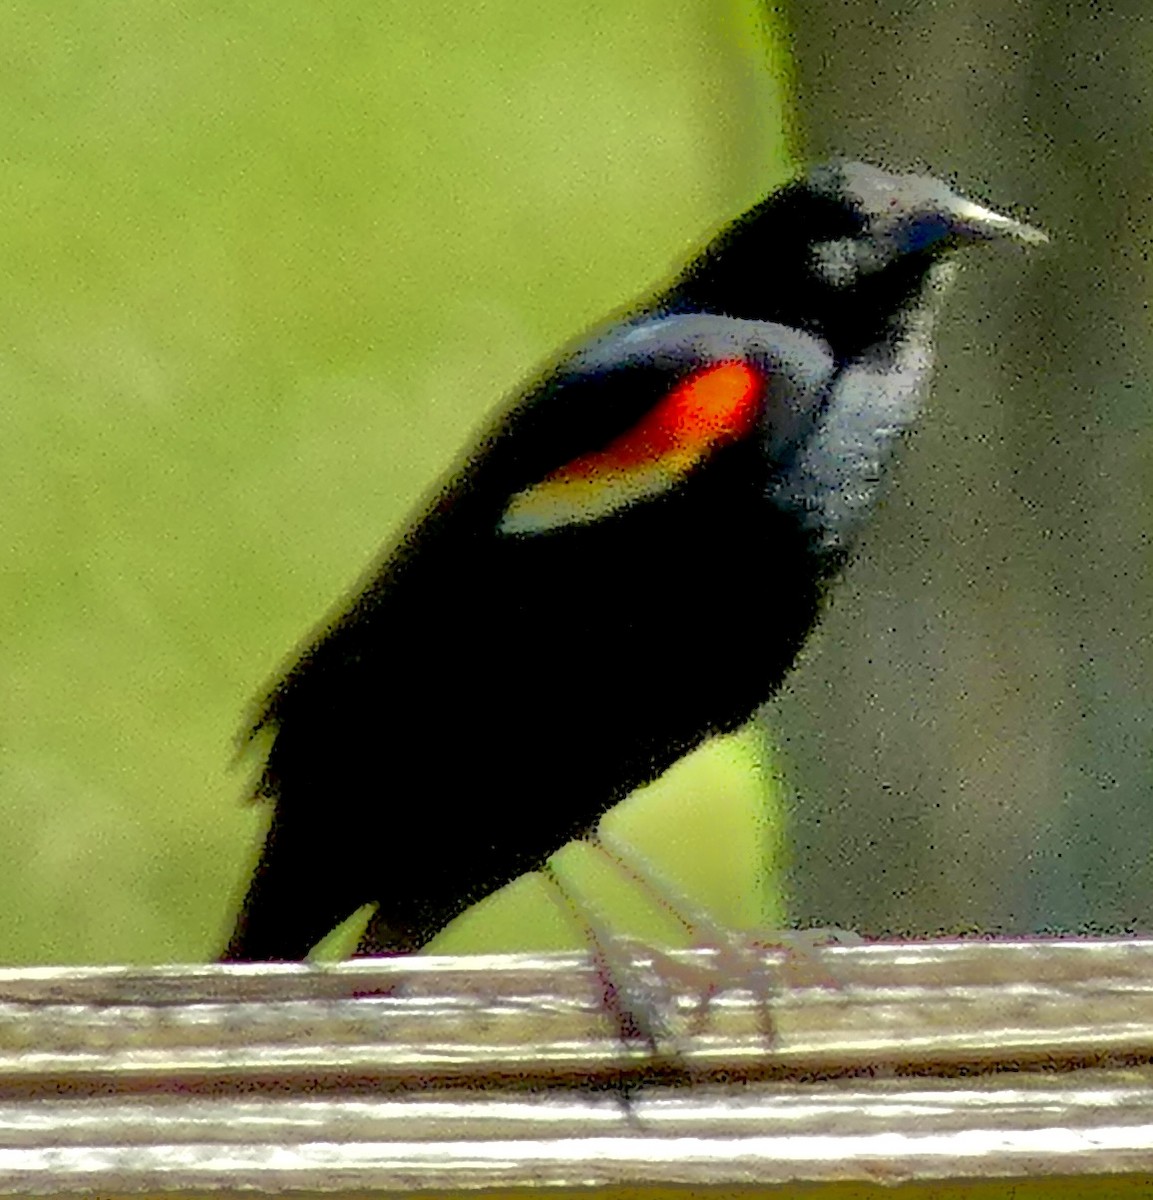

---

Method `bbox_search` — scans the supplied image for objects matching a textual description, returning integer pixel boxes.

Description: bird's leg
[585,825,862,1040]
[538,861,677,1050]
[582,826,774,1040]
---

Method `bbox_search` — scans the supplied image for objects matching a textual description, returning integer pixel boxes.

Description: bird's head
[667,160,1044,359]
[803,160,1046,291]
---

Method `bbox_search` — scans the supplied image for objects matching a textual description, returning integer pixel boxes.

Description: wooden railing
[0,939,1151,1195]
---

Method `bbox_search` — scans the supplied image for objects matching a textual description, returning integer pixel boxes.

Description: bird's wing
[247,314,835,741]
[448,312,837,536]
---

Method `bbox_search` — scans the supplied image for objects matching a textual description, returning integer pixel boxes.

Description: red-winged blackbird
[223,162,1042,963]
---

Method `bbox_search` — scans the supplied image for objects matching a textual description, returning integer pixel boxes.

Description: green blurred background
[0,0,791,962]
[1,0,1146,964]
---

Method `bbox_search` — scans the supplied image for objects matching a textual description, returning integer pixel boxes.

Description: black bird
[223,162,1042,963]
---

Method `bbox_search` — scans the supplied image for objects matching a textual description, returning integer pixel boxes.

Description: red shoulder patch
[500,360,763,535]
[550,360,762,481]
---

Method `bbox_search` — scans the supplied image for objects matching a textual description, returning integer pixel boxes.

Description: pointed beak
[947,197,1048,246]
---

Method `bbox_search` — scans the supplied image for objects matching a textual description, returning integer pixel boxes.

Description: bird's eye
[899,212,953,254]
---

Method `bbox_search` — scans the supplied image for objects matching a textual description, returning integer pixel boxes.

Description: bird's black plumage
[223,162,1041,962]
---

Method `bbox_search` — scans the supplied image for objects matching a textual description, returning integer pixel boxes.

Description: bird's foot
[574,827,862,1045]
[575,924,861,1051]
[641,924,863,1042]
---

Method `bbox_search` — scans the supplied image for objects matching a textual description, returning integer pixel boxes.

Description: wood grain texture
[0,939,1150,1194]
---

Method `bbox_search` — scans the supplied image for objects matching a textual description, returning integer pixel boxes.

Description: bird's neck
[770,261,955,554]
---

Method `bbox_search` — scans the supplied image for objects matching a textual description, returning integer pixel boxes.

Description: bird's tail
[220,806,364,962]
